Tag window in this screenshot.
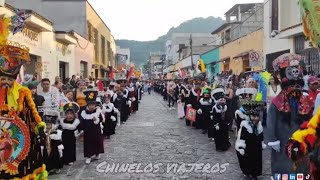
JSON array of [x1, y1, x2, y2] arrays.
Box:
[[107, 41, 111, 66], [271, 0, 279, 31], [87, 22, 92, 42], [294, 35, 305, 53], [223, 58, 230, 71], [225, 29, 231, 42], [221, 32, 225, 44], [101, 35, 106, 64], [80, 61, 88, 78], [93, 28, 98, 61]]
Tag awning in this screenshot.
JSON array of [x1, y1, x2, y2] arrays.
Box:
[[233, 50, 253, 59]]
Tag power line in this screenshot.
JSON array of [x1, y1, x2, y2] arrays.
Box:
[[207, 0, 270, 46]]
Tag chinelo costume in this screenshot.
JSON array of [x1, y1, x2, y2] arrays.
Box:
[[266, 53, 313, 175], [0, 14, 48, 179], [235, 98, 266, 180]]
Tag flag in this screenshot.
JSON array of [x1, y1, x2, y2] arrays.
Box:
[[197, 59, 206, 73], [127, 66, 134, 81]]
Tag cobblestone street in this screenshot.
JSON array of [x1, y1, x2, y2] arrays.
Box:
[[49, 93, 271, 180]]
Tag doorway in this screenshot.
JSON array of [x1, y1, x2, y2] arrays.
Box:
[[59, 61, 67, 81]]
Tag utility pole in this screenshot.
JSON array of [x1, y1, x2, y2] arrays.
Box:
[[190, 34, 194, 77], [161, 54, 165, 76]]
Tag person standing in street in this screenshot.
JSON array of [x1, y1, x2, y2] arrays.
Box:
[[167, 81, 176, 110]]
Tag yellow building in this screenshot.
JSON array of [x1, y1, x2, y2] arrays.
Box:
[[219, 28, 264, 75], [86, 1, 114, 79]]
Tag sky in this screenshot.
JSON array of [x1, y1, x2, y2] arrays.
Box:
[[88, 0, 263, 41]]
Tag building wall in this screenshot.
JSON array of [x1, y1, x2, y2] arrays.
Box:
[[86, 1, 112, 78], [219, 29, 264, 75], [279, 0, 301, 31], [74, 33, 94, 78], [6, 0, 87, 37]]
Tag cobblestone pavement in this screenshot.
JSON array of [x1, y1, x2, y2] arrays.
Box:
[[49, 93, 271, 180]]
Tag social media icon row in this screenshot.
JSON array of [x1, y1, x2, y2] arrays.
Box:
[[274, 173, 311, 180]]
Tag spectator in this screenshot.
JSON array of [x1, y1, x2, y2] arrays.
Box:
[[70, 75, 77, 88], [37, 78, 61, 107]]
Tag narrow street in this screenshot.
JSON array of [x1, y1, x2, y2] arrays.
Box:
[[49, 93, 271, 180]]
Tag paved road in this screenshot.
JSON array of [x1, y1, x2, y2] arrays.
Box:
[[49, 93, 271, 180]]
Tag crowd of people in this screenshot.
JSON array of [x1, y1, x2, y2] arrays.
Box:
[[152, 53, 320, 180], [21, 75, 145, 174]]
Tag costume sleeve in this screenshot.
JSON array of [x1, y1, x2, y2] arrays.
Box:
[[266, 103, 278, 143]]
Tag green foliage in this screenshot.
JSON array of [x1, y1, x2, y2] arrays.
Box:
[[116, 16, 224, 67]]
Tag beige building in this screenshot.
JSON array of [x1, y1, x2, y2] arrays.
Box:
[[219, 28, 264, 75], [86, 1, 114, 79]]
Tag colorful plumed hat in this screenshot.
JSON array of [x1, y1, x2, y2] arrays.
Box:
[[83, 88, 98, 104], [193, 73, 205, 85], [211, 88, 225, 103], [63, 102, 80, 113], [240, 93, 264, 116], [272, 53, 305, 88]]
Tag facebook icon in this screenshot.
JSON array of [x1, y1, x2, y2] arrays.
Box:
[[274, 174, 281, 180]]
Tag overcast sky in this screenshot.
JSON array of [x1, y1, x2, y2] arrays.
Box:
[[88, 0, 263, 41]]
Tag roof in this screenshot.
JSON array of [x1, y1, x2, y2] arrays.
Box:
[[86, 1, 111, 32], [211, 22, 241, 35], [224, 3, 263, 16]]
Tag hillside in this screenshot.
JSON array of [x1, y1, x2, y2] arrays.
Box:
[[116, 16, 224, 67]]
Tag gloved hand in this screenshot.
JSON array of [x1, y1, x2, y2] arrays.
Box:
[[285, 139, 304, 161], [235, 139, 246, 155], [210, 115, 213, 120], [197, 109, 202, 114], [58, 144, 64, 158], [268, 140, 281, 152], [128, 100, 132, 107], [262, 141, 267, 150], [111, 116, 116, 122], [214, 123, 219, 130]]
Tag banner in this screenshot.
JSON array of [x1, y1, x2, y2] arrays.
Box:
[[117, 54, 127, 71], [186, 107, 196, 122]]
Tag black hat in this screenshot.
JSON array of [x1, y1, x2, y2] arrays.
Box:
[[43, 110, 60, 124], [240, 99, 264, 116], [211, 88, 225, 103], [63, 102, 80, 113], [83, 88, 98, 104]]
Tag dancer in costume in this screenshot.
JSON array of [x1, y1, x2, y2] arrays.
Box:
[[0, 14, 47, 179], [197, 88, 214, 134], [80, 88, 104, 164], [102, 93, 118, 139], [266, 53, 313, 175], [209, 88, 231, 151], [234, 88, 258, 131], [60, 102, 80, 166], [235, 98, 266, 180], [43, 110, 63, 174]]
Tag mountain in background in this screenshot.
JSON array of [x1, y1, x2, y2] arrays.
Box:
[[116, 16, 225, 67]]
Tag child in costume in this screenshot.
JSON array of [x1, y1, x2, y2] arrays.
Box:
[[80, 88, 104, 164], [60, 102, 80, 165], [43, 110, 64, 174], [235, 98, 266, 180], [102, 93, 118, 139], [197, 88, 214, 134], [209, 88, 231, 151]]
